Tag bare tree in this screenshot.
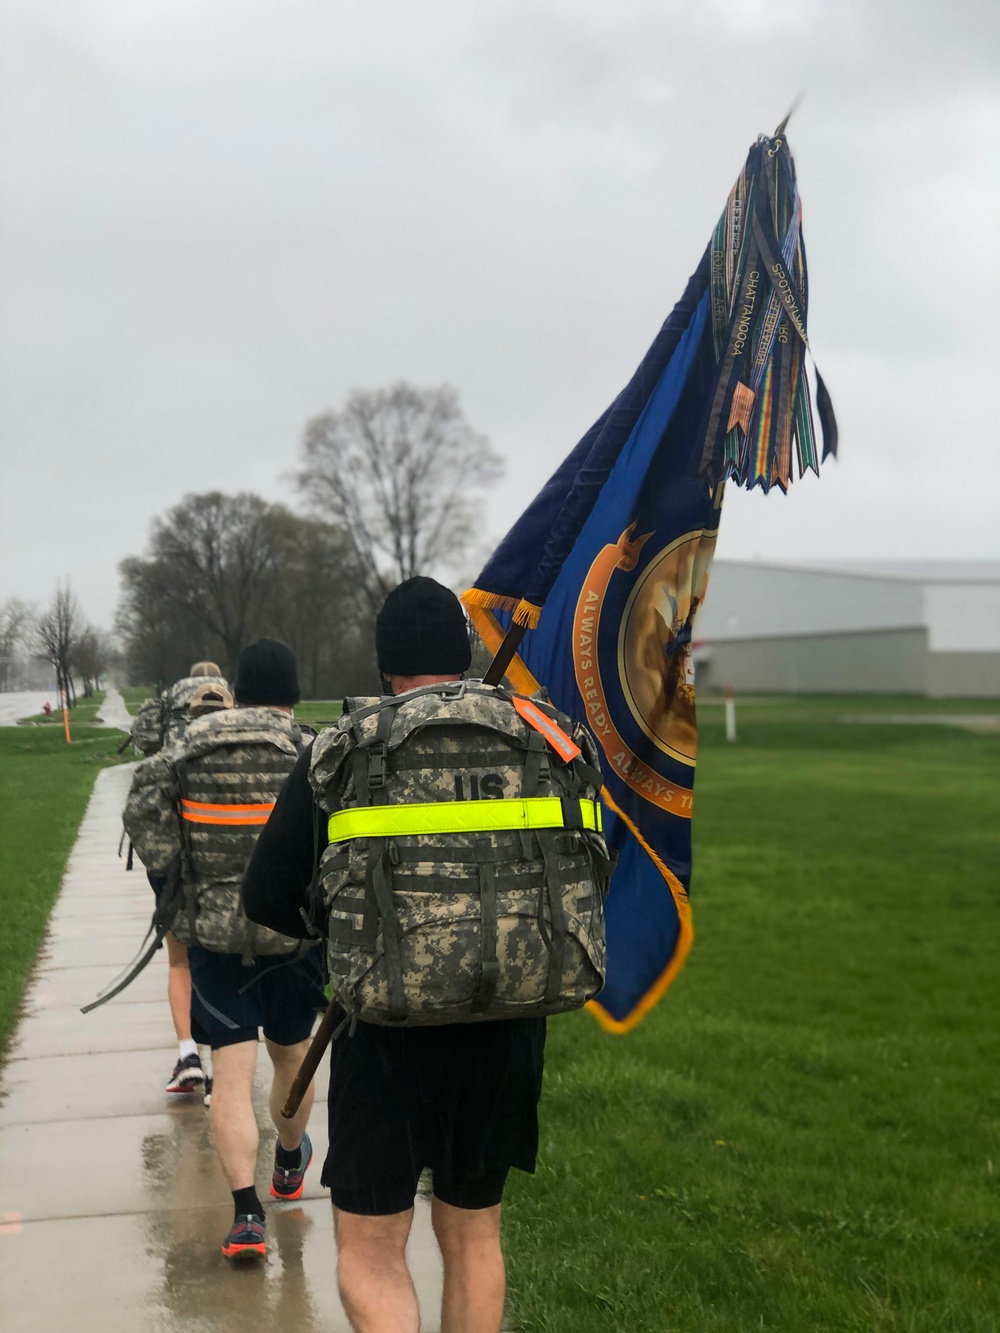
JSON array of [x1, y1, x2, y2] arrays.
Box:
[[263, 511, 375, 698], [296, 383, 504, 608], [122, 492, 284, 673], [35, 583, 82, 706], [117, 493, 374, 695], [75, 624, 114, 697], [0, 597, 34, 691]]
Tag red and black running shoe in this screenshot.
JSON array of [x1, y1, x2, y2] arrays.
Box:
[[270, 1131, 313, 1201], [222, 1214, 266, 1261]]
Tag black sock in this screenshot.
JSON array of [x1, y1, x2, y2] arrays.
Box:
[[274, 1139, 301, 1170], [232, 1186, 264, 1222]]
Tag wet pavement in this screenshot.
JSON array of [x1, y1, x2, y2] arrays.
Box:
[[0, 763, 444, 1331], [0, 691, 52, 725], [96, 682, 133, 732]]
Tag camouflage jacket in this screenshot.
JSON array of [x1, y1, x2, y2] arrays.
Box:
[[123, 706, 308, 957]]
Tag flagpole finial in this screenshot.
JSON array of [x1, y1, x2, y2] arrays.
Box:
[[773, 92, 804, 141]]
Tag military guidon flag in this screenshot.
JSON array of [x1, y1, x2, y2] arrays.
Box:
[[465, 124, 836, 1032]]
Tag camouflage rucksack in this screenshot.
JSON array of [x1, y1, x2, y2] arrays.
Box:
[[165, 707, 309, 957], [86, 708, 312, 1016], [131, 696, 168, 756], [163, 675, 229, 748], [129, 675, 229, 756], [308, 680, 614, 1026]]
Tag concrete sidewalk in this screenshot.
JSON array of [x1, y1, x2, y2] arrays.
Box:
[[0, 763, 444, 1331], [96, 683, 133, 732]]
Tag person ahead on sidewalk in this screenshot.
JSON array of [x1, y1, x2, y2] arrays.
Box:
[[131, 659, 231, 1101], [243, 579, 610, 1333], [124, 639, 326, 1262]]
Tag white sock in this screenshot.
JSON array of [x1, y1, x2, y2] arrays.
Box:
[[203, 1056, 214, 1080], [178, 1039, 198, 1061]]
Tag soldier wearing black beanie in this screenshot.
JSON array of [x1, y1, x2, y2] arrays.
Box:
[[233, 639, 301, 708], [242, 574, 546, 1323], [375, 577, 472, 679]]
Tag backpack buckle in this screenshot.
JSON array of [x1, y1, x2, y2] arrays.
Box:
[[367, 741, 388, 790], [438, 680, 467, 701], [560, 796, 584, 830]]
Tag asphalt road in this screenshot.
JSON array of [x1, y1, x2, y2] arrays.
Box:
[[0, 691, 53, 725]]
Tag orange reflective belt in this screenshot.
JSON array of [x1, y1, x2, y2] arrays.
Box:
[[179, 798, 275, 826]]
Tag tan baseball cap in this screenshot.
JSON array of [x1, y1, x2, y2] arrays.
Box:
[[190, 661, 222, 678], [188, 683, 234, 717]]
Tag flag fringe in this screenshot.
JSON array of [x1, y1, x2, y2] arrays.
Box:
[[462, 588, 521, 615], [513, 599, 542, 628], [461, 588, 543, 629]]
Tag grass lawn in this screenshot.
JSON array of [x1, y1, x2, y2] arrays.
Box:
[[120, 684, 154, 715], [0, 727, 125, 1060], [295, 699, 346, 729], [503, 710, 1000, 1331]]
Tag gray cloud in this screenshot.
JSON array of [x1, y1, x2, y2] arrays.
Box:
[[1, 0, 997, 627]]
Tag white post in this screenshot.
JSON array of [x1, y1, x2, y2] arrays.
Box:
[[724, 681, 737, 743]]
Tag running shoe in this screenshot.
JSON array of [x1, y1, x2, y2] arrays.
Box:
[[222, 1213, 266, 1261], [270, 1131, 313, 1201], [165, 1053, 204, 1094], [203, 1076, 213, 1108]]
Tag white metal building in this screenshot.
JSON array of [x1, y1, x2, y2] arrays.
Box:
[[693, 561, 1000, 697]]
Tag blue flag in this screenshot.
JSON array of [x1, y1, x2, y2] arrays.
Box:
[[463, 129, 835, 1032]]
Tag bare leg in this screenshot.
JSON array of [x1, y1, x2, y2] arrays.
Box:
[[164, 933, 192, 1042], [209, 1040, 259, 1190], [265, 1036, 314, 1152], [334, 1207, 419, 1333], [431, 1198, 505, 1333]]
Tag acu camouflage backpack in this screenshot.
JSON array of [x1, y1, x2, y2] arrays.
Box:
[[130, 675, 229, 756], [308, 680, 615, 1026], [86, 707, 310, 1015], [131, 695, 168, 756], [166, 707, 309, 958]]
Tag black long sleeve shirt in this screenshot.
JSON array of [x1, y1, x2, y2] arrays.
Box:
[[242, 742, 326, 939]]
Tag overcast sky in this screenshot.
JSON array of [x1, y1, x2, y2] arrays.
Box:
[[1, 0, 997, 629]]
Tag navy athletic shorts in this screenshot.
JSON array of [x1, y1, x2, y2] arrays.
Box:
[[188, 944, 326, 1050]]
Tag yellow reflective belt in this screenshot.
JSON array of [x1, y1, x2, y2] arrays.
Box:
[[327, 796, 602, 844]]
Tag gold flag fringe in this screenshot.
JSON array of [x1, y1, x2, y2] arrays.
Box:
[[462, 588, 543, 630]]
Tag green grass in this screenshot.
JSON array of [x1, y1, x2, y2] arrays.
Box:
[[697, 692, 1000, 717], [120, 685, 154, 716], [503, 713, 1000, 1331], [18, 689, 106, 726], [0, 727, 126, 1060], [295, 699, 347, 729]]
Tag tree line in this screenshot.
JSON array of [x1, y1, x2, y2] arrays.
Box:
[[0, 586, 113, 703], [117, 382, 503, 697]]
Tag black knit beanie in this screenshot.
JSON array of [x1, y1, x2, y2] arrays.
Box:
[[233, 639, 301, 706], [376, 578, 472, 677]]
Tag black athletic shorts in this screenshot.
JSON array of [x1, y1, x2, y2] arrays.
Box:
[[323, 1010, 545, 1215], [188, 944, 327, 1050], [330, 1166, 509, 1216]]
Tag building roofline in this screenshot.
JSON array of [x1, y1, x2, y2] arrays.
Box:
[[711, 559, 1000, 586]]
